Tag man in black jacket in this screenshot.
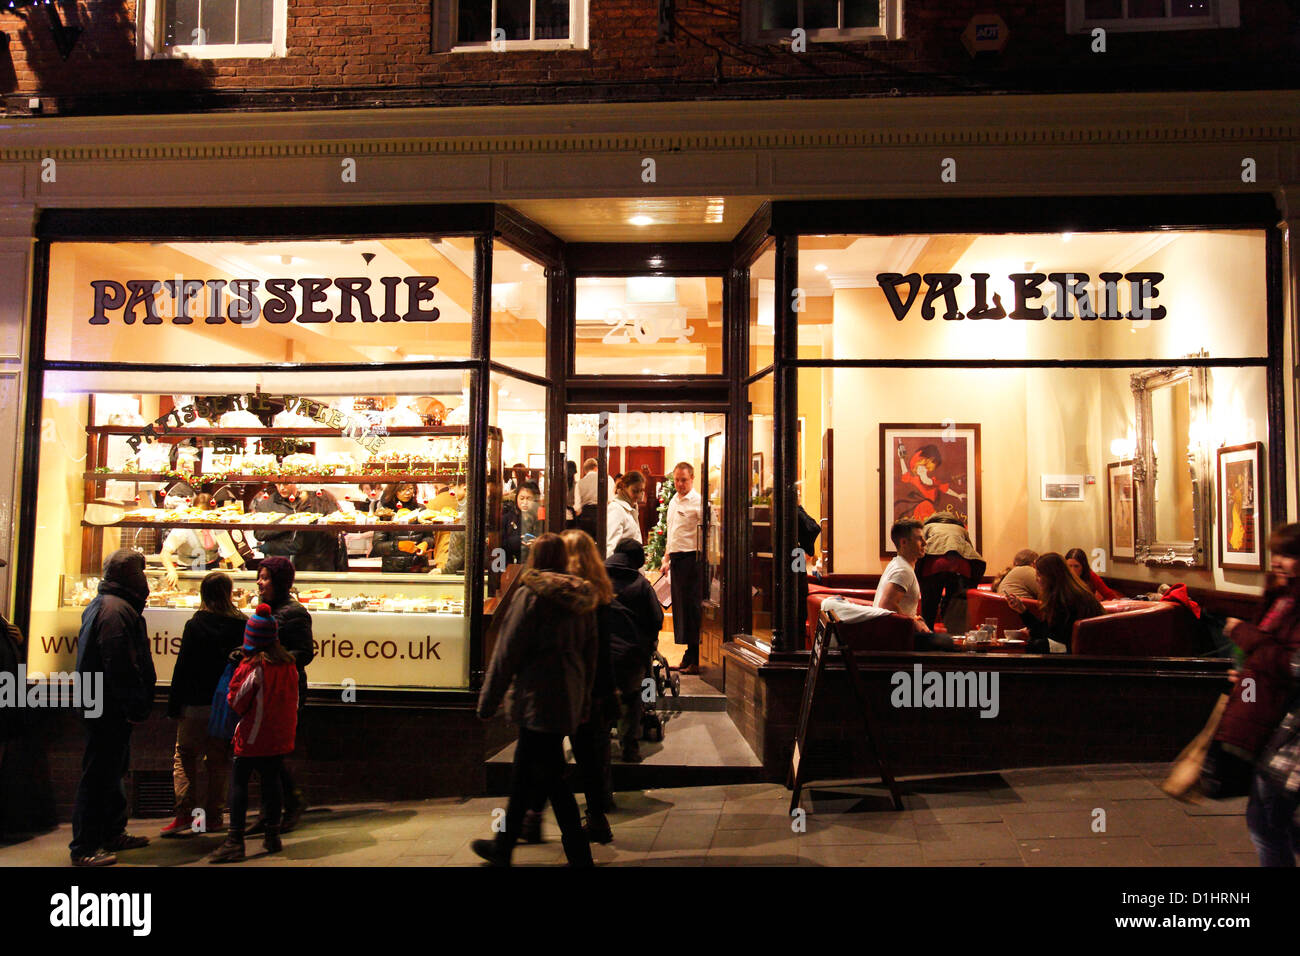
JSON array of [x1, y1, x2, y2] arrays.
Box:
[[69, 549, 157, 867], [605, 539, 664, 763], [250, 556, 313, 833]]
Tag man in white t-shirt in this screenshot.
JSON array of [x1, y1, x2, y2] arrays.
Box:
[[874, 519, 952, 651]]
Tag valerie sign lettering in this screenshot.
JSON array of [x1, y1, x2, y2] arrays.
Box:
[[876, 272, 1165, 322], [88, 276, 440, 325]]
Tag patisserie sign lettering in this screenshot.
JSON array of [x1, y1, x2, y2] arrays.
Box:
[[124, 393, 383, 453], [876, 271, 1166, 322], [88, 276, 440, 325]]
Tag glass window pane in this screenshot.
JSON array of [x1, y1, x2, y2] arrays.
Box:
[[535, 0, 570, 39], [843, 0, 880, 29], [490, 373, 548, 573], [803, 0, 838, 30], [798, 230, 1267, 363], [573, 276, 723, 376], [458, 0, 491, 42], [236, 0, 274, 43], [164, 0, 199, 46], [748, 243, 775, 375], [31, 368, 481, 690], [1172, 0, 1211, 15], [1129, 0, 1167, 17], [761, 0, 797, 31], [200, 0, 237, 45], [498, 0, 532, 40], [799, 362, 1268, 654], [1085, 0, 1123, 17], [492, 241, 548, 378], [46, 238, 478, 364]]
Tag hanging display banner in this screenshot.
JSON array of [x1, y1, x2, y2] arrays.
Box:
[[123, 392, 384, 453], [87, 276, 440, 325], [876, 271, 1165, 322]]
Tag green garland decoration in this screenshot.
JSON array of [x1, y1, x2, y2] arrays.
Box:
[[644, 479, 675, 570]]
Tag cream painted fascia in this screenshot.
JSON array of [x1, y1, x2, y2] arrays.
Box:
[[1, 90, 1298, 161]]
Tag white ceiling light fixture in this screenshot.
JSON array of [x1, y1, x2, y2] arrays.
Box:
[[629, 215, 655, 227], [814, 263, 828, 272]]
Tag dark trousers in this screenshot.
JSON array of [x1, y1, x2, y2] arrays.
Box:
[[229, 755, 285, 835], [669, 551, 702, 667], [503, 728, 585, 860], [571, 702, 614, 817], [69, 717, 132, 857], [920, 571, 972, 630], [615, 660, 646, 749], [1247, 772, 1300, 867]]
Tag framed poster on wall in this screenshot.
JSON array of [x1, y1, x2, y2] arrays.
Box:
[[1107, 460, 1136, 563], [879, 423, 981, 556], [1217, 442, 1265, 571]]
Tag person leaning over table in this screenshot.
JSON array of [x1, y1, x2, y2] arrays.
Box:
[[874, 518, 954, 652], [994, 549, 1041, 601], [1004, 552, 1105, 654]]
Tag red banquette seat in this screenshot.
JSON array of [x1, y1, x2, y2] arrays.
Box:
[[823, 607, 915, 653], [965, 589, 1040, 632], [1072, 601, 1205, 657]]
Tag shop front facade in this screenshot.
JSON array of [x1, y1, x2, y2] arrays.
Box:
[[1, 90, 1298, 817]]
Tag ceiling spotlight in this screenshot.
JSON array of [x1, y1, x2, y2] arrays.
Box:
[[521, 262, 532, 271], [629, 216, 654, 227], [814, 263, 828, 272]]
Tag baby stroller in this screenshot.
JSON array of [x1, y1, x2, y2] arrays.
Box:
[[639, 650, 679, 743]]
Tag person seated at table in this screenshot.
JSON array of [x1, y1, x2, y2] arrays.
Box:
[[1065, 547, 1122, 601], [993, 549, 1041, 601], [874, 518, 953, 652], [1005, 552, 1104, 654]]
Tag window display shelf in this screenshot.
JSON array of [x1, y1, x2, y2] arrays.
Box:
[[86, 424, 496, 438], [81, 518, 465, 533], [84, 472, 469, 483]]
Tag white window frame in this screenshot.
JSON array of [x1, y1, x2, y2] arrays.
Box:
[[743, 0, 903, 45], [138, 0, 288, 60], [445, 0, 589, 53], [1066, 0, 1239, 34]]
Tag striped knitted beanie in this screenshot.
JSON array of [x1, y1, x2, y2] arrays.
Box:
[[243, 603, 278, 652]]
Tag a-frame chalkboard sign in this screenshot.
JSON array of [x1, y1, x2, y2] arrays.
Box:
[[788, 610, 904, 814]]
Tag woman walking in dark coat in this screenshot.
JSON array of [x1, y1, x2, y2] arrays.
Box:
[[472, 533, 598, 867], [160, 572, 247, 838]]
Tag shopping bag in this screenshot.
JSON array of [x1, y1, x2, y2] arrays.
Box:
[[1161, 693, 1228, 801], [207, 660, 240, 741]]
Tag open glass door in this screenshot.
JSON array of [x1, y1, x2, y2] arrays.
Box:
[[700, 416, 726, 686]]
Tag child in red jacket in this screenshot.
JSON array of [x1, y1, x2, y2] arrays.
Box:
[[209, 604, 299, 863]]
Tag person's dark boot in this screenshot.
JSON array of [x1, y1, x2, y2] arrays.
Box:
[[209, 829, 246, 864], [281, 790, 307, 833], [263, 824, 283, 854], [245, 818, 266, 836], [470, 835, 513, 867], [561, 832, 594, 867], [583, 813, 614, 845], [520, 809, 543, 844]]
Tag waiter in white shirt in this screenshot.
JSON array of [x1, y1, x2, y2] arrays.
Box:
[[663, 462, 703, 674], [574, 457, 616, 542]]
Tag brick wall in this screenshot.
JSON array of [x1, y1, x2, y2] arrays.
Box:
[[1, 1, 1297, 115]]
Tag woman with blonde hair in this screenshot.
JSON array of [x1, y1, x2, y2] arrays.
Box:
[[551, 529, 620, 845]]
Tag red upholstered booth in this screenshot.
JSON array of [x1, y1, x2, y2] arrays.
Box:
[[965, 589, 1040, 632], [824, 608, 915, 652], [806, 594, 875, 647], [806, 574, 881, 646], [1072, 602, 1206, 657]]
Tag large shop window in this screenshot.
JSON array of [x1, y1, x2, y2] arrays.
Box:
[[792, 228, 1270, 659], [32, 239, 491, 691], [573, 276, 724, 377]]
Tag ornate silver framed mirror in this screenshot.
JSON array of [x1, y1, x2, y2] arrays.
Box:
[[1130, 362, 1212, 568]]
